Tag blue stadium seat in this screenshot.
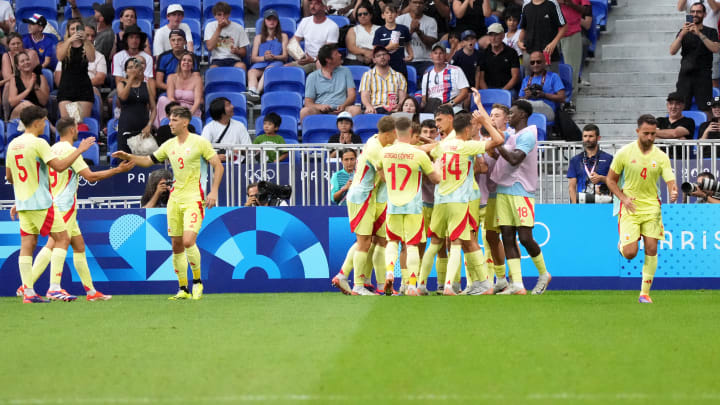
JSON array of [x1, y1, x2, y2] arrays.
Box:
[[74, 141, 100, 165], [206, 92, 247, 119], [590, 0, 608, 30], [64, 0, 96, 19], [558, 63, 573, 103], [41, 69, 54, 92], [183, 18, 203, 55], [485, 15, 500, 27], [470, 89, 512, 113], [259, 0, 302, 22], [255, 115, 299, 141], [204, 0, 245, 23], [263, 66, 305, 94], [682, 111, 707, 139], [107, 118, 119, 155], [346, 65, 370, 104], [406, 65, 417, 96], [91, 93, 102, 123], [528, 113, 547, 141], [328, 15, 350, 28], [114, 0, 154, 21], [0, 120, 5, 159], [302, 115, 338, 143], [76, 117, 99, 140], [6, 120, 50, 144], [16, 0, 57, 21], [254, 16, 297, 39], [353, 114, 384, 142], [714, 88, 720, 98], [261, 92, 303, 121], [160, 0, 202, 21], [205, 67, 247, 93], [191, 116, 203, 133]]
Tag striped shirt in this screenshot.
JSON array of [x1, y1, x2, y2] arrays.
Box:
[[421, 64, 469, 104], [359, 67, 408, 108]]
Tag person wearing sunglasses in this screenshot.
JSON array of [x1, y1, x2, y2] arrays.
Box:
[[518, 50, 565, 122], [345, 3, 380, 65]]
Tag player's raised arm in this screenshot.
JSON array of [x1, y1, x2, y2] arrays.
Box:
[[111, 151, 156, 167], [48, 137, 96, 173], [206, 154, 224, 208], [79, 160, 135, 182]]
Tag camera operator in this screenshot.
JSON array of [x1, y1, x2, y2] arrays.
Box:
[[567, 124, 614, 203], [518, 51, 565, 122], [141, 169, 174, 208], [682, 172, 720, 203], [244, 181, 290, 207]]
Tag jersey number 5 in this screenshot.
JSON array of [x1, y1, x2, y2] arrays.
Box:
[[14, 155, 28, 182], [388, 163, 412, 191]]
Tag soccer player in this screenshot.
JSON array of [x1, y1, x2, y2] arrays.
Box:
[[18, 118, 134, 301], [112, 107, 224, 300], [6, 106, 95, 303], [490, 100, 550, 295], [419, 104, 505, 296], [379, 117, 441, 296], [332, 116, 396, 296], [606, 114, 678, 304]]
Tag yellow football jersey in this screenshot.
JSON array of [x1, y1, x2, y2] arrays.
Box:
[[610, 141, 674, 214], [153, 134, 217, 203]]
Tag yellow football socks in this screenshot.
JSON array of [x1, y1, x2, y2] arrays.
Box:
[[406, 245, 420, 287], [353, 250, 369, 287], [72, 252, 95, 293], [385, 241, 399, 283], [340, 243, 356, 278], [372, 244, 386, 285], [445, 245, 463, 289], [172, 252, 188, 287], [465, 250, 485, 282], [437, 257, 448, 288], [531, 252, 548, 275], [419, 242, 442, 285], [19, 255, 34, 293], [49, 248, 67, 287], [363, 243, 375, 282], [186, 244, 202, 280], [641, 255, 658, 295], [30, 246, 52, 283], [507, 258, 523, 288], [495, 264, 507, 280]]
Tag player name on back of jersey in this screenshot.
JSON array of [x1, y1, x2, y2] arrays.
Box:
[[384, 152, 417, 160]]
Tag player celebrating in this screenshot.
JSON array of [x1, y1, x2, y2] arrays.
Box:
[[6, 106, 95, 303], [112, 107, 224, 300], [379, 117, 441, 296], [18, 118, 134, 301], [606, 114, 677, 304]]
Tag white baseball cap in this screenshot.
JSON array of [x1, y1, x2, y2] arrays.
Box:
[[167, 4, 185, 15]]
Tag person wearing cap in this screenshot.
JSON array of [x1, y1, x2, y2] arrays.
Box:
[[397, 0, 438, 76], [156, 29, 199, 92], [517, 0, 566, 72], [349, 45, 407, 115], [55, 18, 97, 120], [154, 4, 194, 57], [70, 0, 115, 68], [330, 148, 357, 205], [329, 111, 362, 143], [287, 0, 339, 74], [452, 0, 491, 48], [21, 14, 58, 70], [112, 25, 154, 83], [697, 97, 720, 157], [450, 30, 484, 93], [247, 9, 289, 101], [656, 92, 695, 141], [204, 1, 250, 69], [300, 43, 356, 120], [420, 42, 469, 114], [373, 3, 413, 79], [478, 23, 520, 96]]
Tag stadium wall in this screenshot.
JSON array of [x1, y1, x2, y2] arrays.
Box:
[[0, 205, 719, 296]]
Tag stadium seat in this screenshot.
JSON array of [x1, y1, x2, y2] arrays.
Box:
[[714, 88, 720, 98], [406, 65, 417, 96], [301, 115, 338, 143], [74, 141, 100, 165], [528, 113, 547, 141], [113, 0, 154, 21], [263, 67, 305, 94], [74, 117, 99, 141], [16, 0, 57, 21], [205, 67, 247, 93], [191, 116, 203, 132], [204, 0, 244, 23], [6, 120, 50, 144], [682, 111, 707, 139], [470, 89, 512, 113], [182, 18, 203, 55], [347, 65, 370, 104], [255, 115, 299, 141], [91, 93, 102, 124], [64, 0, 95, 19], [485, 15, 499, 27], [558, 63, 573, 103], [259, 0, 302, 21], [328, 15, 350, 28], [160, 0, 202, 21], [42, 69, 54, 93], [206, 92, 247, 120], [260, 92, 303, 121], [0, 120, 5, 159], [590, 0, 608, 30], [106, 118, 119, 154], [254, 16, 297, 39], [353, 114, 384, 142]]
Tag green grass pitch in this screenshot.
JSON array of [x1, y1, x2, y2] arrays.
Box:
[[1, 290, 719, 404]]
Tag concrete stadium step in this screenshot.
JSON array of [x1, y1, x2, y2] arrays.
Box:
[[620, 4, 679, 16], [602, 44, 678, 59], [588, 71, 678, 85], [603, 31, 679, 44], [579, 84, 676, 97], [614, 17, 684, 32], [573, 110, 666, 124], [584, 57, 681, 73], [576, 95, 666, 111]]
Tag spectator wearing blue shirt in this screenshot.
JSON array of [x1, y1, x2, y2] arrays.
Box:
[[567, 124, 614, 204], [330, 148, 357, 205], [518, 50, 565, 122], [155, 29, 199, 93], [21, 14, 58, 70], [300, 44, 357, 120], [373, 3, 413, 79]]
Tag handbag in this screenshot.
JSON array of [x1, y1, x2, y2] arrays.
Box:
[[287, 37, 306, 61], [126, 132, 159, 155]]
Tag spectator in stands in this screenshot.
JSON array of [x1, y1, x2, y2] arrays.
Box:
[[452, 0, 491, 48], [154, 5, 194, 58], [1, 33, 40, 94], [330, 148, 357, 205], [478, 23, 520, 96], [112, 25, 154, 83], [567, 124, 614, 204], [373, 4, 413, 79], [56, 18, 96, 120], [397, 0, 437, 76], [55, 24, 107, 98], [450, 30, 483, 91], [304, 0, 354, 17], [0, 0, 14, 35], [678, 0, 720, 87], [117, 8, 145, 53], [502, 6, 522, 56], [204, 1, 250, 69], [400, 95, 420, 122], [518, 0, 566, 72], [518, 50, 565, 121], [329, 111, 362, 143], [201, 97, 252, 163], [558, 0, 590, 111], [141, 169, 174, 208], [156, 51, 203, 126], [349, 45, 408, 115], [116, 57, 157, 154], [300, 44, 356, 120], [254, 112, 288, 163], [656, 92, 695, 140], [69, 0, 114, 69], [698, 97, 720, 153], [399, 0, 451, 39], [21, 14, 57, 70], [247, 9, 289, 101], [287, 0, 339, 74], [156, 30, 198, 93], [670, 2, 720, 111], [157, 101, 197, 145], [8, 51, 50, 119], [444, 31, 461, 62], [345, 3, 380, 65], [420, 42, 469, 113]]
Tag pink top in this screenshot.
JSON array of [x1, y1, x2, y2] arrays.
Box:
[[562, 0, 591, 37], [490, 126, 538, 194]]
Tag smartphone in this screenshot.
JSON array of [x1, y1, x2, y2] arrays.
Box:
[[686, 14, 694, 23], [711, 117, 720, 123]]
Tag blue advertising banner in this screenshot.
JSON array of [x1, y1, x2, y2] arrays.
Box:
[[0, 204, 719, 296]]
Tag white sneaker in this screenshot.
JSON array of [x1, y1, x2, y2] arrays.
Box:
[[468, 280, 493, 295], [351, 285, 376, 296], [531, 272, 552, 295], [493, 278, 509, 294], [397, 284, 408, 296], [417, 285, 430, 296], [579, 79, 591, 87], [496, 284, 527, 295], [452, 282, 462, 294]]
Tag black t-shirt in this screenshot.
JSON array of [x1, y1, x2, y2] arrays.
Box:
[[519, 0, 565, 61], [480, 45, 520, 89], [450, 48, 484, 88], [656, 116, 695, 139], [399, 0, 450, 36], [697, 121, 720, 157], [374, 25, 412, 78], [454, 0, 487, 37], [678, 26, 719, 74], [328, 132, 362, 143]]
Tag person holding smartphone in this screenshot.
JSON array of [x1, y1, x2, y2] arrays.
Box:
[[697, 96, 720, 157]]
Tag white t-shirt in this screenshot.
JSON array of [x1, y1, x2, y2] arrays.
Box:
[[56, 53, 107, 81], [504, 30, 522, 56], [153, 23, 194, 56], [421, 64, 469, 102], [203, 20, 250, 61], [0, 1, 14, 22], [682, 0, 720, 30], [112, 50, 154, 78], [396, 13, 437, 62], [294, 16, 339, 59]]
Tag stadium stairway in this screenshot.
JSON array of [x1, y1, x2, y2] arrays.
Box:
[[574, 0, 683, 138]]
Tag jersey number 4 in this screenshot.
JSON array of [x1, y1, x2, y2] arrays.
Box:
[[640, 167, 647, 180], [441, 154, 462, 180], [388, 163, 411, 191]]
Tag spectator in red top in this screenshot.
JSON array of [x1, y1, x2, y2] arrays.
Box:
[[558, 0, 590, 111]]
